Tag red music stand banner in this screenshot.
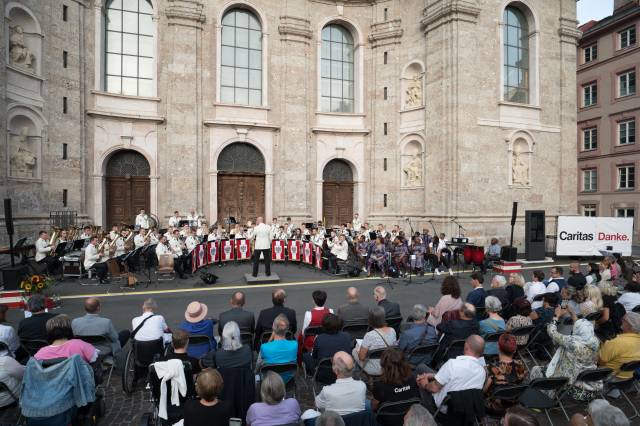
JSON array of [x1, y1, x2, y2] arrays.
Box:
[[236, 239, 252, 260], [272, 240, 285, 261], [302, 242, 313, 265], [288, 240, 300, 261], [220, 240, 235, 262], [207, 241, 219, 264], [315, 246, 323, 269]]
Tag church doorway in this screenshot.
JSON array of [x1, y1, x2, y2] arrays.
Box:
[[322, 159, 354, 227], [217, 143, 265, 225], [105, 150, 151, 227]]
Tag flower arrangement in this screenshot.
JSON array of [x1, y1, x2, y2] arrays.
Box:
[[19, 274, 54, 294]]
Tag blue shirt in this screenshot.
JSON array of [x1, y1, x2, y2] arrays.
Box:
[[466, 287, 486, 310], [398, 323, 438, 365], [479, 318, 506, 355], [487, 244, 502, 257], [260, 339, 298, 382], [180, 319, 216, 358]]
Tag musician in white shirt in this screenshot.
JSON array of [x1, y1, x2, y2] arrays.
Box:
[[250, 217, 272, 277], [135, 209, 150, 229], [352, 213, 362, 232], [109, 226, 119, 241], [35, 231, 59, 274], [185, 229, 199, 252], [114, 236, 126, 257], [168, 211, 181, 228], [134, 228, 147, 249], [186, 209, 200, 227], [79, 226, 92, 240], [149, 228, 159, 245], [327, 234, 349, 274], [156, 235, 186, 279], [84, 236, 108, 283], [311, 228, 324, 247]]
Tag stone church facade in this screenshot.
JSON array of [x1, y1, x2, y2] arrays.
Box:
[[1, 0, 580, 249]]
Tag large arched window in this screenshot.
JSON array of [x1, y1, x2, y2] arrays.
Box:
[[105, 0, 154, 97], [503, 6, 530, 104], [220, 9, 262, 106], [321, 24, 354, 113]]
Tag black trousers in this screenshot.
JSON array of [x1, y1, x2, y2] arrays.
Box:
[[252, 248, 271, 276], [92, 262, 108, 280], [38, 256, 60, 275], [174, 255, 187, 277]]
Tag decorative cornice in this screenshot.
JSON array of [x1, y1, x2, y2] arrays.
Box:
[[558, 17, 582, 45], [279, 16, 313, 44], [86, 109, 165, 123], [165, 0, 206, 28], [421, 0, 480, 35], [368, 19, 403, 48]]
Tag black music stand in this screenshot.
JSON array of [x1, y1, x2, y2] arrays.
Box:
[[72, 239, 85, 250], [140, 244, 158, 287]]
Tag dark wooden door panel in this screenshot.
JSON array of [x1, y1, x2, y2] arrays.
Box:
[[106, 177, 150, 227], [218, 174, 265, 225], [323, 182, 353, 227]]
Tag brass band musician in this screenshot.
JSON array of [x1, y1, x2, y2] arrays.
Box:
[[157, 235, 187, 279], [135, 209, 150, 229], [134, 228, 148, 249], [84, 236, 108, 283], [35, 230, 60, 274]]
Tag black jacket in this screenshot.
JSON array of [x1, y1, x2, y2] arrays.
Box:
[[378, 299, 401, 318], [218, 307, 255, 335], [255, 305, 297, 342]]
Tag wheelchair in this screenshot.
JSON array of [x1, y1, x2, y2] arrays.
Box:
[[122, 338, 165, 395]]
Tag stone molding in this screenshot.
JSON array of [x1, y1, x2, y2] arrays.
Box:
[[559, 18, 582, 45], [368, 19, 403, 48], [421, 0, 480, 34], [166, 0, 206, 28], [279, 16, 312, 44]]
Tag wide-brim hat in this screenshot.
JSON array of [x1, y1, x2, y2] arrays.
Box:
[[185, 301, 208, 323]]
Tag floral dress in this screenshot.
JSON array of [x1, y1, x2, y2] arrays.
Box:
[[367, 243, 387, 272], [410, 242, 426, 271], [485, 359, 527, 415], [506, 315, 533, 346]]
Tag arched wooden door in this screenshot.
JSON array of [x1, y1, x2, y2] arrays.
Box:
[[322, 159, 354, 227], [105, 150, 150, 227], [217, 143, 265, 225]]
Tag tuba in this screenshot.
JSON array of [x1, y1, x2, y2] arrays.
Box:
[[49, 227, 60, 246]]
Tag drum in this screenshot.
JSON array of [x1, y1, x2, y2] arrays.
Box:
[[158, 254, 174, 273], [471, 246, 485, 265], [463, 245, 473, 264]]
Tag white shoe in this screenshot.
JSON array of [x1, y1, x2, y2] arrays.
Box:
[[435, 269, 441, 276], [448, 268, 454, 276]]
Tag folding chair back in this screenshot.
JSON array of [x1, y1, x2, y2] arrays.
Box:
[[490, 384, 528, 402], [20, 339, 48, 357], [407, 343, 439, 366], [260, 330, 295, 344], [633, 305, 640, 313], [484, 331, 504, 343], [375, 398, 421, 426], [313, 357, 336, 389], [575, 367, 613, 385], [342, 322, 370, 340], [442, 339, 466, 361], [133, 338, 164, 369], [529, 377, 570, 392], [584, 311, 603, 322]]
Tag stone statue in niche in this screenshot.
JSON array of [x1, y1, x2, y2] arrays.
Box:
[[9, 26, 36, 72], [405, 74, 423, 108], [403, 154, 423, 187], [511, 143, 530, 186], [10, 127, 37, 178]]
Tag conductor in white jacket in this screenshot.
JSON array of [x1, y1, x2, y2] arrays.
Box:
[[250, 217, 272, 277]]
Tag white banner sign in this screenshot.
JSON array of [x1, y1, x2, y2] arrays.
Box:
[[556, 216, 634, 256]]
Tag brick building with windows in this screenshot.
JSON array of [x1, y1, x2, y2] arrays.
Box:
[[577, 0, 639, 242]]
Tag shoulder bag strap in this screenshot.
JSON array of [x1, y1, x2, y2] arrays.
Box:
[[131, 314, 157, 340], [373, 328, 391, 347]]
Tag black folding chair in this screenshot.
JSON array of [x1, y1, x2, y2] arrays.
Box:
[[434, 389, 485, 426], [77, 335, 116, 387], [386, 316, 403, 335], [605, 361, 640, 419], [407, 343, 439, 367], [519, 377, 570, 426], [437, 339, 466, 367], [302, 326, 323, 352], [574, 367, 612, 400], [20, 338, 48, 357], [342, 322, 370, 340], [375, 398, 421, 426], [188, 334, 213, 355], [360, 346, 398, 377], [260, 330, 295, 344], [484, 331, 504, 343], [475, 307, 488, 320], [239, 330, 254, 347], [584, 311, 603, 322], [489, 383, 528, 406], [310, 357, 335, 397], [260, 362, 298, 398], [633, 305, 640, 313]]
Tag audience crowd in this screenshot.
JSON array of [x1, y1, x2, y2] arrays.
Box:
[[0, 258, 639, 426]]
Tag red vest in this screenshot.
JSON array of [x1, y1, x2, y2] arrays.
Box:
[[303, 307, 330, 351]]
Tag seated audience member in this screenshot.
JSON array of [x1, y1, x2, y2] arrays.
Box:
[[180, 301, 216, 358], [482, 238, 502, 274], [372, 349, 420, 426], [545, 266, 566, 293], [598, 312, 640, 379], [597, 281, 625, 337], [403, 404, 437, 426], [301, 290, 333, 352], [317, 411, 346, 426], [315, 351, 366, 415], [353, 307, 397, 376], [255, 289, 297, 347], [436, 303, 479, 360], [34, 314, 97, 364], [164, 329, 201, 375], [505, 273, 526, 304], [479, 296, 506, 355], [483, 334, 526, 416], [204, 321, 252, 369], [416, 335, 487, 414], [0, 344, 24, 408], [246, 371, 300, 426], [17, 294, 56, 342], [257, 314, 298, 383], [503, 406, 540, 426], [0, 304, 20, 355], [426, 277, 463, 328], [618, 282, 640, 313], [466, 273, 486, 312], [505, 298, 533, 346], [338, 287, 369, 325], [183, 369, 232, 426], [525, 271, 546, 310], [218, 291, 255, 336], [529, 293, 557, 327], [585, 263, 601, 286], [131, 298, 170, 343], [399, 304, 437, 365], [71, 297, 129, 356], [578, 284, 602, 317], [374, 286, 401, 320], [487, 275, 509, 308], [570, 399, 629, 426], [530, 311, 601, 401], [567, 262, 587, 291], [305, 314, 353, 382], [599, 259, 613, 283]]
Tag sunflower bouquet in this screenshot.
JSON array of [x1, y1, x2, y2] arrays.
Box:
[[19, 274, 54, 294]]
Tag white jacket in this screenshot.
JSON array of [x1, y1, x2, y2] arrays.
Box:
[[251, 223, 272, 250], [153, 359, 186, 420]]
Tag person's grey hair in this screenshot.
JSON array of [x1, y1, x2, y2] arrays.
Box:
[[221, 321, 243, 351], [485, 296, 502, 313], [588, 399, 629, 426], [493, 275, 507, 287], [316, 411, 345, 426], [333, 355, 354, 377], [369, 306, 387, 329], [411, 304, 428, 321], [272, 314, 289, 337], [143, 298, 158, 311], [260, 371, 285, 405], [624, 312, 640, 334], [27, 294, 46, 312], [403, 404, 437, 426]]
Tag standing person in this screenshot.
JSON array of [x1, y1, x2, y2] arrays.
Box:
[[136, 209, 150, 229], [250, 217, 272, 277]]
